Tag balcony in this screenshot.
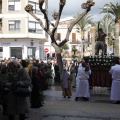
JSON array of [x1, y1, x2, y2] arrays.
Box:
[[9, 28, 20, 31], [70, 40, 81, 44]]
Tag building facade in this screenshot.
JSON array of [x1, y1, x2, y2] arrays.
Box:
[[0, 0, 48, 60], [44, 17, 93, 58]]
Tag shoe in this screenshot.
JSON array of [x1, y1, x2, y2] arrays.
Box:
[[25, 115, 29, 119], [82, 97, 89, 101], [75, 97, 78, 101], [68, 96, 71, 99], [114, 101, 120, 104], [63, 96, 66, 98]]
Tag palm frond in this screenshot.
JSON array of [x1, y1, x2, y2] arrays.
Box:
[[100, 2, 120, 19]]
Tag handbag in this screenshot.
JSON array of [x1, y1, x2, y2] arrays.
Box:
[[13, 85, 32, 97]]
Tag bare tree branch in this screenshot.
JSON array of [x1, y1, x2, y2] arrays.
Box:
[[59, 0, 95, 46], [51, 0, 66, 44], [52, 43, 61, 53], [39, 0, 50, 31], [25, 0, 95, 80], [25, 4, 51, 35]]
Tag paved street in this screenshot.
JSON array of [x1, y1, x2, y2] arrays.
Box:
[[1, 85, 120, 120]]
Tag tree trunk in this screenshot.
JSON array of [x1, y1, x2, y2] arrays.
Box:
[[52, 43, 63, 82], [114, 22, 120, 56], [56, 53, 63, 81]]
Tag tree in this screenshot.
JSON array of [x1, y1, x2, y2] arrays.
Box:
[[25, 0, 95, 82], [75, 14, 93, 55], [100, 14, 115, 46], [76, 14, 93, 38], [72, 45, 77, 55], [60, 43, 69, 57], [60, 43, 69, 52], [100, 2, 120, 56]]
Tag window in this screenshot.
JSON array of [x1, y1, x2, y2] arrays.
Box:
[[0, 47, 3, 59], [10, 47, 22, 59], [9, 20, 21, 31], [29, 1, 42, 15], [27, 47, 36, 58], [0, 47, 3, 52], [72, 33, 76, 42], [88, 31, 90, 43], [0, 19, 2, 32], [8, 0, 21, 11], [57, 33, 61, 41], [28, 21, 43, 34]]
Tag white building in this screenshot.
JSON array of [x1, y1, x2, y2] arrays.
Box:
[[0, 0, 48, 60], [44, 17, 92, 58]]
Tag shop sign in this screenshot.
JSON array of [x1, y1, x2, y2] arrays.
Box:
[[1, 42, 11, 45]]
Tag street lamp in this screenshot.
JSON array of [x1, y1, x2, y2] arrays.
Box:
[[112, 38, 115, 55], [82, 38, 85, 57]]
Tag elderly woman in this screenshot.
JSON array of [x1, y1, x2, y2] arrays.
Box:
[[4, 61, 31, 120], [62, 66, 72, 98]]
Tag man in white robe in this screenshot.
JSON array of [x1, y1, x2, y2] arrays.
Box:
[[109, 57, 120, 103], [75, 61, 91, 101]]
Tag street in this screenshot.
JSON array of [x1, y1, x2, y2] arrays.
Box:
[[1, 85, 120, 120]]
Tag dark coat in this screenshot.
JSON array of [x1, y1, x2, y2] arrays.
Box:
[[5, 67, 31, 115]]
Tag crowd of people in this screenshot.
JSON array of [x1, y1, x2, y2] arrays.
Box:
[[0, 58, 54, 120], [0, 56, 120, 120], [62, 57, 120, 104]]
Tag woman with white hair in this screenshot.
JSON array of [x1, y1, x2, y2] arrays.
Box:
[[62, 66, 72, 98]]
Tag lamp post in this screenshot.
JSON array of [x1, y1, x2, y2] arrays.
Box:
[[82, 38, 85, 57], [112, 38, 115, 55]]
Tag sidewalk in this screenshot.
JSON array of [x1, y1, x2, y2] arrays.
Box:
[[1, 85, 120, 120]]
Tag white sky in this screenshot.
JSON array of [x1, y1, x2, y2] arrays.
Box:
[[48, 0, 119, 21]]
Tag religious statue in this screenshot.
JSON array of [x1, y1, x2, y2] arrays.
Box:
[[95, 22, 107, 56]]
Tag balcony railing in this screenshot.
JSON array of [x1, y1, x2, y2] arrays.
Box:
[[9, 28, 20, 31], [28, 28, 43, 34], [70, 40, 81, 44]]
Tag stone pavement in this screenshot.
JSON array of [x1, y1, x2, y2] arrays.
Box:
[[1, 85, 120, 120]]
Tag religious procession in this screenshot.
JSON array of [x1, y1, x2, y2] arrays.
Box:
[[0, 0, 120, 120], [0, 54, 120, 120]]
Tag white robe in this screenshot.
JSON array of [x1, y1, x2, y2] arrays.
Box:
[[76, 65, 91, 98], [109, 64, 120, 101]]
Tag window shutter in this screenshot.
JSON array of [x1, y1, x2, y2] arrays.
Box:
[[57, 33, 61, 41], [72, 33, 76, 42]]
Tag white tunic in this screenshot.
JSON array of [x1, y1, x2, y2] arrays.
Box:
[[76, 65, 91, 98], [109, 64, 120, 101]]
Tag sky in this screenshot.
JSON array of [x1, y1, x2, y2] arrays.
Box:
[[48, 0, 119, 21]]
